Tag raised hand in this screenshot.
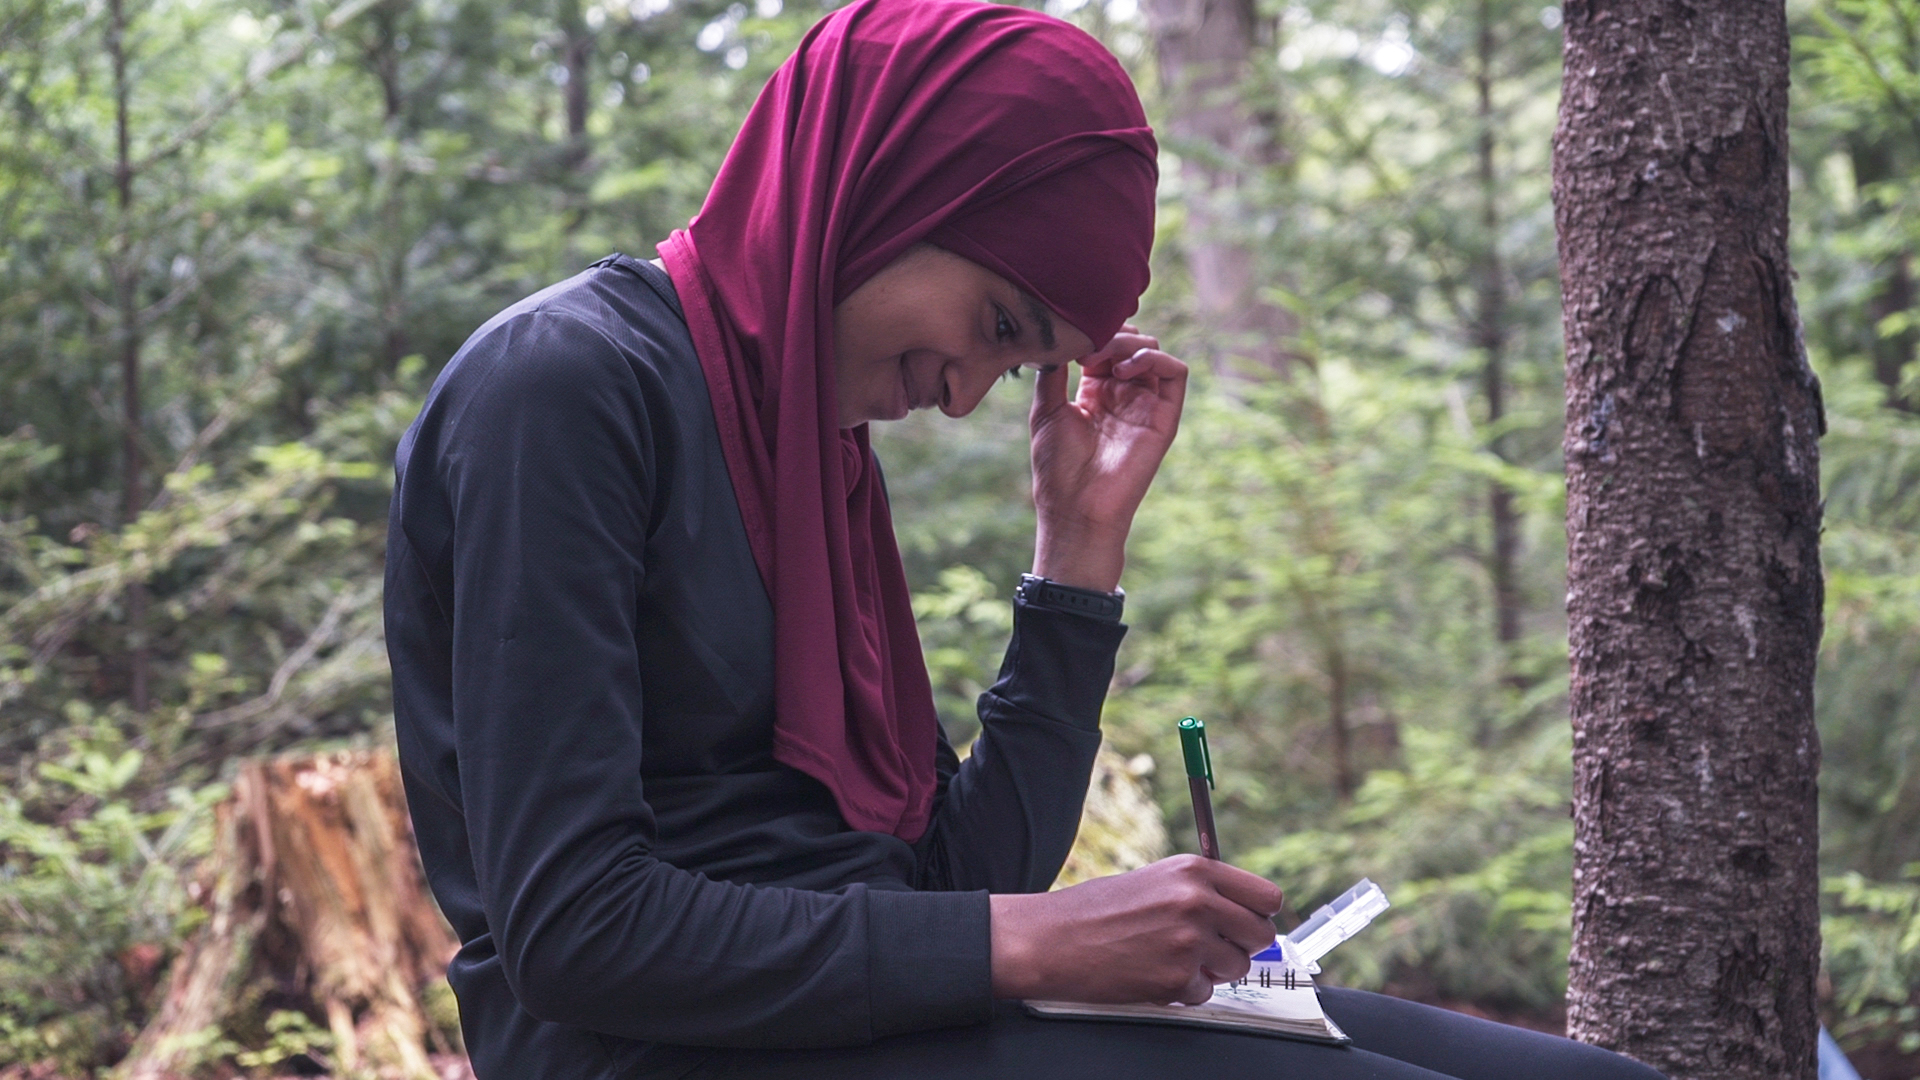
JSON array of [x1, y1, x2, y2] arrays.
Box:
[[987, 855, 1284, 1006], [1028, 327, 1189, 593]]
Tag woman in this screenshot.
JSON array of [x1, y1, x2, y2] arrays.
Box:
[[385, 1, 1666, 1077]]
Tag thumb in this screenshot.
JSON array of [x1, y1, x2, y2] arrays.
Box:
[[1030, 363, 1071, 427]]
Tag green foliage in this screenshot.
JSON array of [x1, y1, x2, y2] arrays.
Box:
[[1823, 867, 1920, 1053], [1247, 723, 1575, 1007], [232, 1009, 336, 1071], [0, 727, 224, 1073], [1812, 361, 1920, 879], [0, 425, 392, 770], [912, 564, 1016, 746]]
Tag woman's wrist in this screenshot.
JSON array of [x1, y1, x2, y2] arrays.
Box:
[[1032, 515, 1129, 593], [1031, 540, 1125, 594], [989, 893, 1046, 999]]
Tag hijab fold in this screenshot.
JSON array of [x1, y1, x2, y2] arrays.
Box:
[[659, 0, 1156, 842]]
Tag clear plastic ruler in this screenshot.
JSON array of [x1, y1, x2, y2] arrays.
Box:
[[1251, 877, 1391, 975]]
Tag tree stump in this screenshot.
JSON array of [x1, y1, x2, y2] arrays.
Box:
[[118, 750, 464, 1079]]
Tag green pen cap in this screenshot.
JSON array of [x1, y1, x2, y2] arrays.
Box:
[[1178, 717, 1213, 788]]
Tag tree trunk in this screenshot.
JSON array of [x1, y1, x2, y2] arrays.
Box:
[[363, 10, 414, 374], [108, 0, 149, 714], [1325, 634, 1354, 803], [1474, 0, 1524, 703], [1554, 3, 1825, 1078], [1847, 136, 1917, 413], [559, 0, 592, 165], [1866, 251, 1916, 410], [122, 749, 465, 1079], [1143, 0, 1298, 376]]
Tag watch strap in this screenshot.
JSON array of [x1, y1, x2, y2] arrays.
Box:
[[1015, 573, 1125, 623]]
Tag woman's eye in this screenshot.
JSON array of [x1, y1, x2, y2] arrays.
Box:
[[994, 306, 1017, 344]]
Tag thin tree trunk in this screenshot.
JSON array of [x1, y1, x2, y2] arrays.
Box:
[[1326, 636, 1354, 803], [558, 0, 595, 242], [560, 0, 592, 164], [1867, 252, 1915, 409], [1555, 2, 1825, 1078], [1474, 0, 1523, 703], [1143, 0, 1298, 376], [364, 13, 414, 372], [108, 0, 148, 713], [1848, 136, 1917, 413], [1289, 574, 1357, 804]]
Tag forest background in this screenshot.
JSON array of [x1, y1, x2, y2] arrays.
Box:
[[2, 0, 1918, 1074]]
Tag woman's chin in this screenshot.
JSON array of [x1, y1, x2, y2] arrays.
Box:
[[840, 402, 910, 427]]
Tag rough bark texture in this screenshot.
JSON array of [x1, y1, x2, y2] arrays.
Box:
[[1554, 2, 1825, 1078], [1143, 0, 1298, 376], [121, 750, 463, 1079]]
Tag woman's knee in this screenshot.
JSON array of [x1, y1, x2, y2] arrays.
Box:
[[1317, 987, 1668, 1080]]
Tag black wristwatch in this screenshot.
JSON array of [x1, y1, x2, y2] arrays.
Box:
[[1015, 573, 1125, 623]]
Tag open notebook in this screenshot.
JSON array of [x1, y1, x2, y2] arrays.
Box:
[[1024, 878, 1389, 1044]]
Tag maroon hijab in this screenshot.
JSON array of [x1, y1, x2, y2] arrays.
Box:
[[658, 0, 1156, 841]]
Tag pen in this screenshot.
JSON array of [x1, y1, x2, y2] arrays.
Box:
[[1178, 716, 1221, 860]]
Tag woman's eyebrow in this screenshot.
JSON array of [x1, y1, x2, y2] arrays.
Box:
[[1017, 290, 1056, 351]]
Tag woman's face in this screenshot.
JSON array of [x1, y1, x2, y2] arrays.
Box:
[[832, 244, 1094, 428]]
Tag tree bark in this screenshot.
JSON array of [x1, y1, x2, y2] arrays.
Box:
[[1555, 3, 1825, 1078], [1143, 0, 1298, 376]]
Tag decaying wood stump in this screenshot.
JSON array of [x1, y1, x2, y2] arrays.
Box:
[[119, 749, 463, 1079]]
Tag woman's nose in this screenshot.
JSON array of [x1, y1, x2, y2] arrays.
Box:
[[939, 359, 999, 418]]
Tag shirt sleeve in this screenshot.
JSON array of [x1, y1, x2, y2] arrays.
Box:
[[413, 308, 989, 1049], [912, 600, 1128, 893]]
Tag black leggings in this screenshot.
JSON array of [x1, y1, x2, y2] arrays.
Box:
[[644, 988, 1668, 1079]]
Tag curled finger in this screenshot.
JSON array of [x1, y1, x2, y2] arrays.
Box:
[[1201, 936, 1256, 984]]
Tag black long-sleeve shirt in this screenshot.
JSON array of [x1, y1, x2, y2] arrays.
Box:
[[385, 255, 1127, 1078]]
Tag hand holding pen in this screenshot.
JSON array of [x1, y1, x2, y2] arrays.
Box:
[[983, 715, 1285, 1005]]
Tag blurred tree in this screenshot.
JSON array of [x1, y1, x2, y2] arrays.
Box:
[[1468, 0, 1522, 691], [1555, 1, 1825, 1076], [1142, 0, 1299, 376]]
